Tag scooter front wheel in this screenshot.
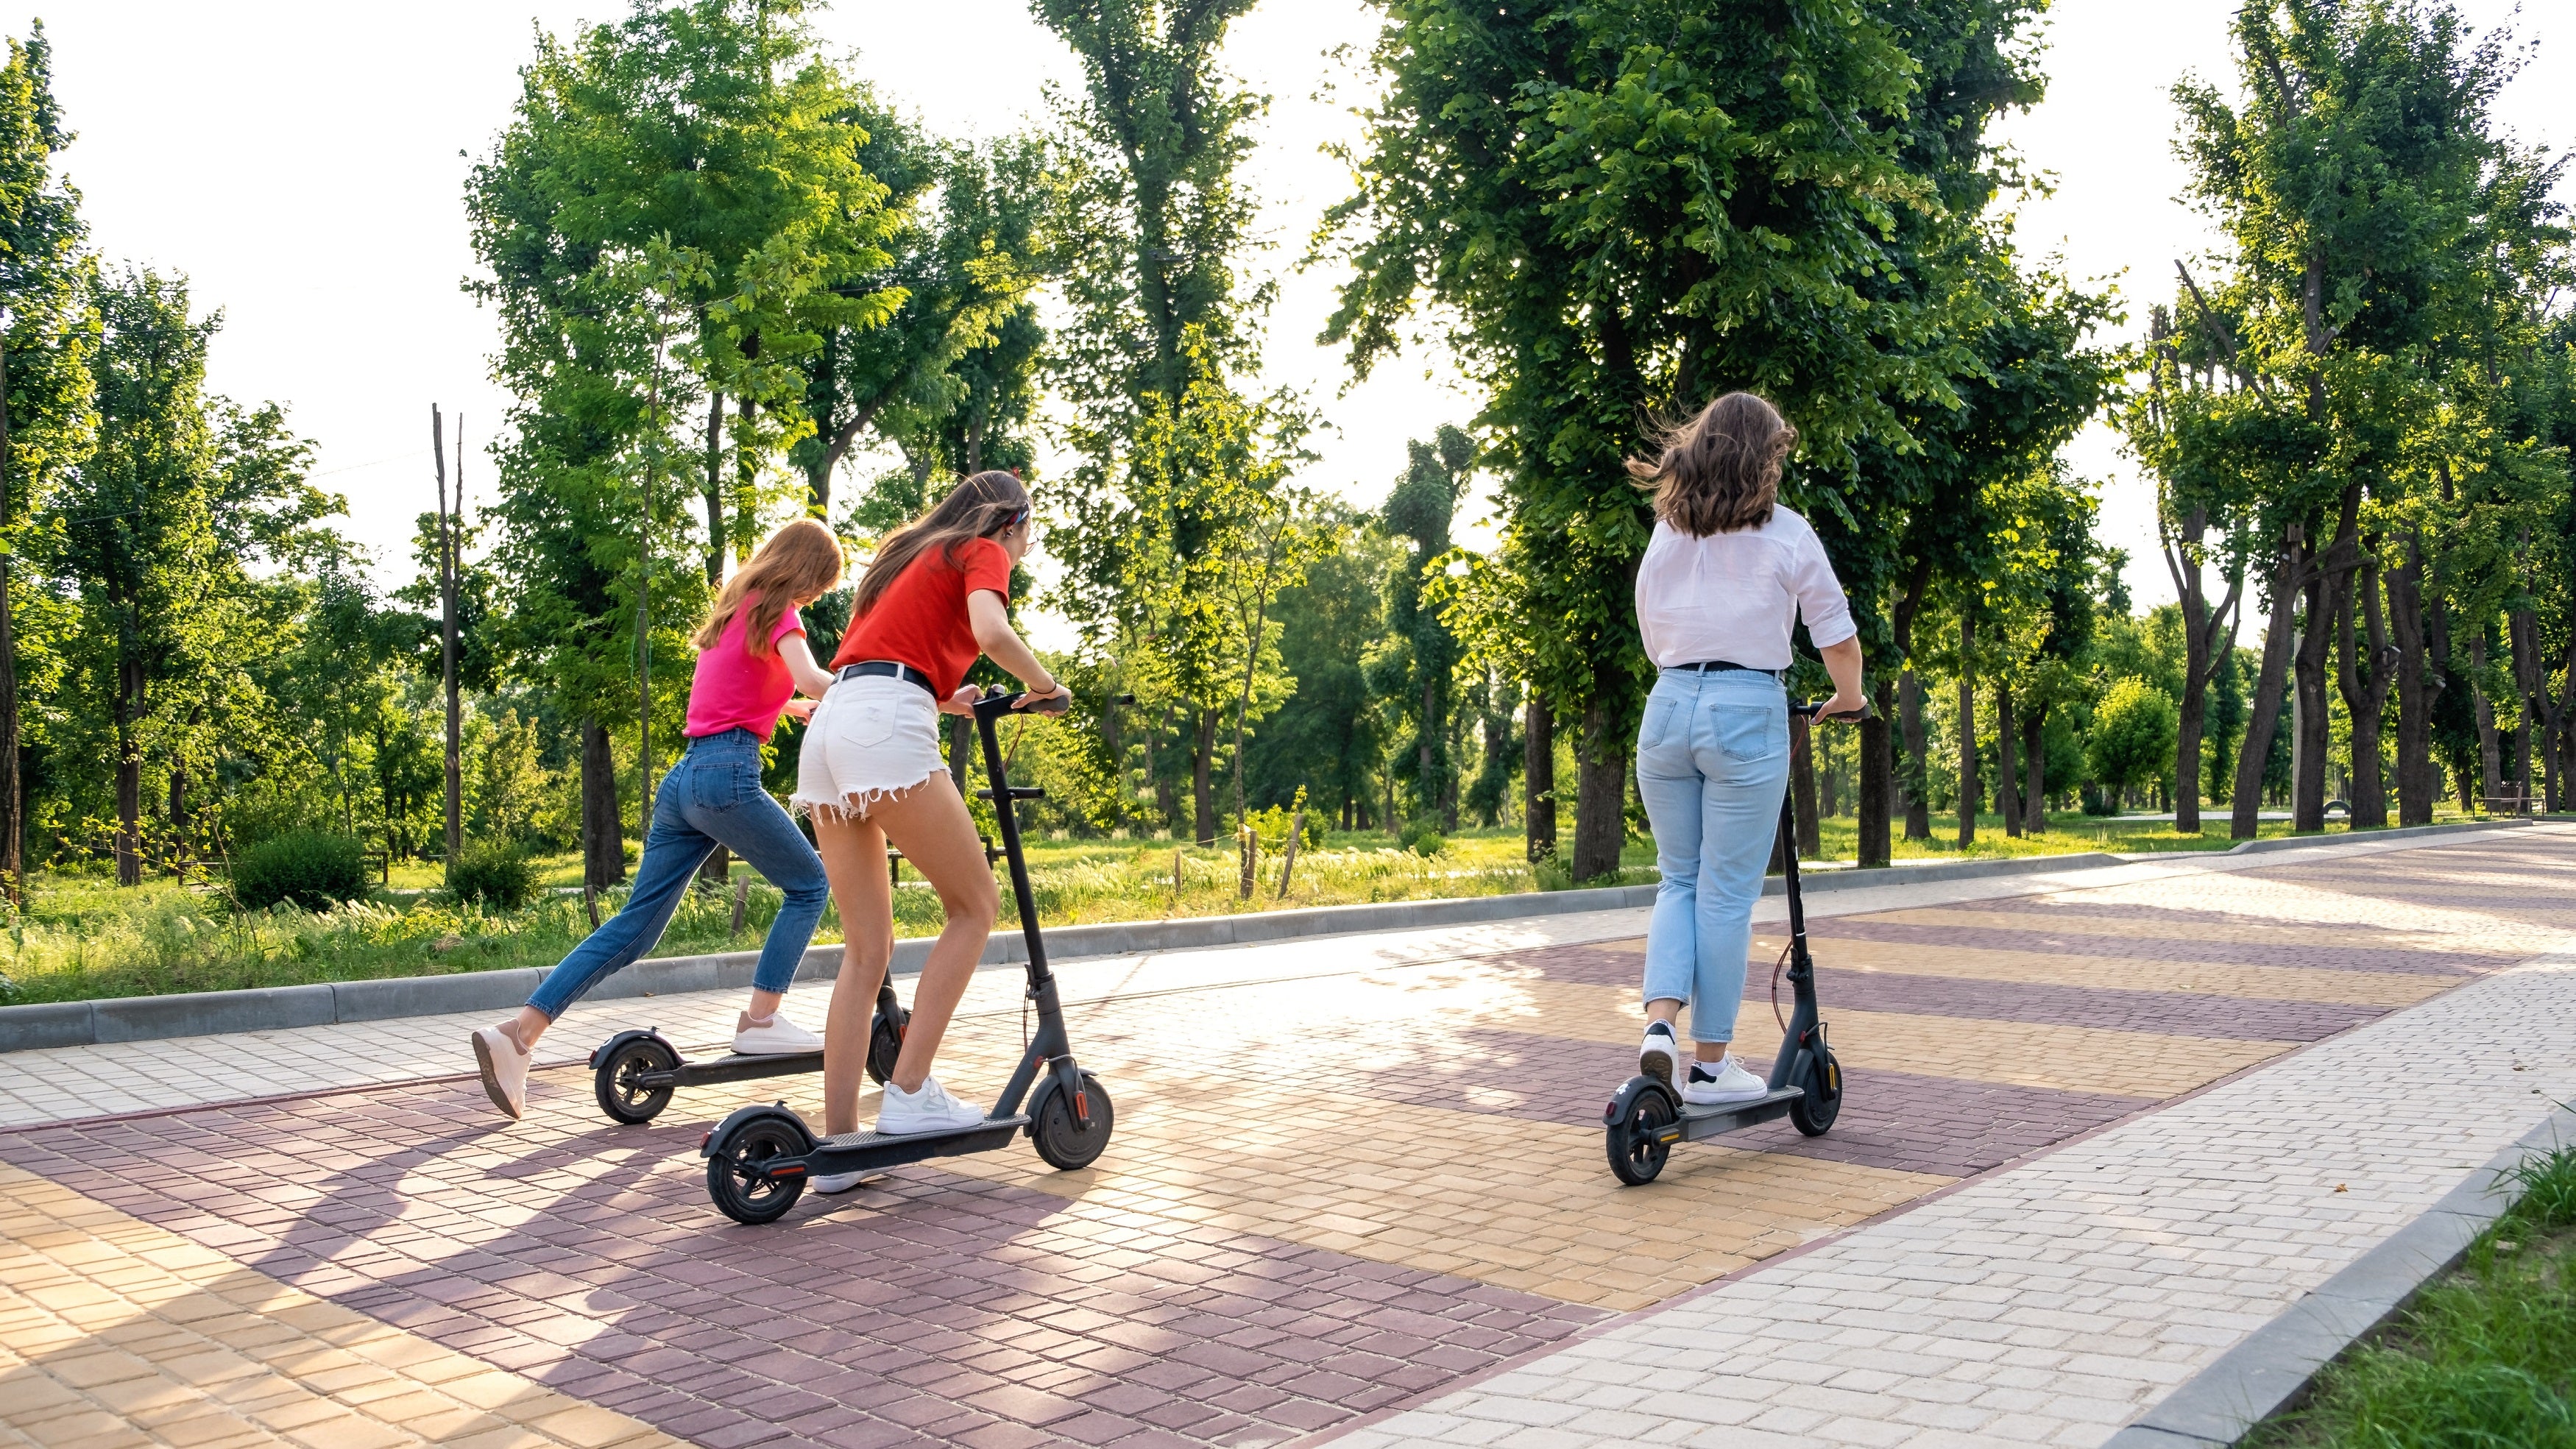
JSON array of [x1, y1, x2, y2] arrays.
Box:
[[1789, 1046, 1843, 1137], [1606, 1085, 1677, 1186], [707, 1118, 808, 1225], [594, 1035, 679, 1124], [867, 1002, 910, 1086], [1031, 1072, 1114, 1171]]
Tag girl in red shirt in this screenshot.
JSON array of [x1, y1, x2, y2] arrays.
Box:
[[795, 470, 1067, 1165]]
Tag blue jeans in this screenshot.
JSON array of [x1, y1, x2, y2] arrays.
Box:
[[526, 729, 832, 1019], [1635, 668, 1790, 1044]]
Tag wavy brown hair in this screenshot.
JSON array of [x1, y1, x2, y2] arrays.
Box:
[[849, 470, 1030, 620], [695, 518, 846, 657], [1626, 392, 1798, 536]]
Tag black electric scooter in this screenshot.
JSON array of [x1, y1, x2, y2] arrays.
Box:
[[693, 686, 1113, 1224], [1602, 701, 1851, 1185]]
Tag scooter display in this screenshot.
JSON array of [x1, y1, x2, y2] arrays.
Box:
[[1602, 701, 1850, 1185], [694, 686, 1113, 1224]]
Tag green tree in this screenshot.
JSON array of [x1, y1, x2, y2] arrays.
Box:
[[2087, 676, 2181, 806], [1380, 426, 1471, 827], [1326, 0, 2073, 879]]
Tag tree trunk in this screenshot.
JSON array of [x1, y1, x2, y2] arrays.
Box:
[[2388, 535, 2433, 826], [2474, 633, 2501, 807], [2233, 532, 2302, 840], [2161, 505, 2236, 837], [1571, 695, 1627, 882], [167, 765, 186, 875], [2512, 607, 2545, 812], [701, 389, 726, 585], [1956, 612, 1978, 847], [434, 405, 463, 872], [2335, 555, 2392, 829], [1524, 698, 1555, 862], [581, 718, 624, 889], [1899, 664, 1929, 840], [0, 340, 19, 900], [2023, 706, 2047, 834], [2293, 486, 2362, 832], [1791, 712, 1819, 858], [1998, 681, 2021, 837], [116, 656, 142, 887], [1192, 707, 1217, 846], [1858, 676, 1894, 867]]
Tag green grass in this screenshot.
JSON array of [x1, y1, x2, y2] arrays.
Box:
[[2252, 1141, 2576, 1448], [0, 806, 2488, 1006]]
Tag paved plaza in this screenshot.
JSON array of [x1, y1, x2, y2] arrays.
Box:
[[4, 827, 2574, 1449]]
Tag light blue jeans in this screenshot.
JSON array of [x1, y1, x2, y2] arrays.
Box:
[[1635, 668, 1790, 1044], [526, 729, 831, 1020]]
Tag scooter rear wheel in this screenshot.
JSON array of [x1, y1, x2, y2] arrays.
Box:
[[1031, 1072, 1114, 1170], [867, 1003, 909, 1087], [594, 1035, 679, 1124], [1607, 1088, 1676, 1186], [707, 1118, 808, 1225], [1789, 1046, 1843, 1137]]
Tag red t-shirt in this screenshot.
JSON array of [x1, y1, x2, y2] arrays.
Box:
[[832, 536, 1013, 697]]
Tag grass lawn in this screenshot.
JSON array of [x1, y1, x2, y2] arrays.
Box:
[[2251, 1143, 2576, 1448], [0, 807, 2482, 1006]]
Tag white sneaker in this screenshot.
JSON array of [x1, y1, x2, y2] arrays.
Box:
[[875, 1077, 987, 1136], [732, 1012, 824, 1056], [470, 1024, 529, 1120], [1680, 1056, 1770, 1107], [811, 1171, 880, 1194], [1639, 1022, 1680, 1087]]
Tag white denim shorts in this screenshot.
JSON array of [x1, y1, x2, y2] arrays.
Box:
[[792, 673, 946, 819]]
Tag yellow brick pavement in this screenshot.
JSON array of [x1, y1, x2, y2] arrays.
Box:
[[0, 1164, 679, 1449]]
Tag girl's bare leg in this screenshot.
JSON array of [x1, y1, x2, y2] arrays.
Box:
[[814, 812, 895, 1136], [866, 775, 998, 1091]]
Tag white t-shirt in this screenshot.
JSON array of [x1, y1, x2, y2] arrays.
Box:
[[1633, 507, 1856, 671]]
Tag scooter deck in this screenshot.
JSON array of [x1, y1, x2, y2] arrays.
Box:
[[802, 1116, 1031, 1173], [642, 1050, 823, 1090], [1672, 1087, 1805, 1141]]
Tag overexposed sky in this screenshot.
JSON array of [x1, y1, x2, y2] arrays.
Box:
[[26, 0, 2575, 633]]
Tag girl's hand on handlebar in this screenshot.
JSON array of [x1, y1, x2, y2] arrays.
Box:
[[1016, 681, 1072, 712], [1817, 690, 1867, 722], [941, 687, 980, 717]]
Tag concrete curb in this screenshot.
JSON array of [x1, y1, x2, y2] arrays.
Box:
[[0, 818, 2524, 1053], [2103, 1102, 2576, 1449]]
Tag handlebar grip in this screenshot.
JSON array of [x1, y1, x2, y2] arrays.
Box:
[[1794, 701, 1872, 722]]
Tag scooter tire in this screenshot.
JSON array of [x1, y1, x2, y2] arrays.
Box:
[[1607, 1086, 1677, 1186], [706, 1117, 809, 1225], [867, 1004, 909, 1087], [1031, 1072, 1114, 1171], [1789, 1046, 1843, 1138], [594, 1035, 679, 1124]]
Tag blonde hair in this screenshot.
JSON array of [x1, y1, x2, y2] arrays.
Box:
[[1626, 392, 1798, 536], [849, 470, 1029, 620], [694, 517, 845, 657]]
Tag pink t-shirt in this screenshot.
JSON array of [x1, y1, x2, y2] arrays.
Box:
[[684, 598, 806, 739]]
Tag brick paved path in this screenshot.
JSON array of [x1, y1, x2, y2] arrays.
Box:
[[4, 828, 2571, 1449]]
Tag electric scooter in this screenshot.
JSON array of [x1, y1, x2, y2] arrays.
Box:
[[694, 686, 1113, 1224], [1602, 700, 1852, 1185]]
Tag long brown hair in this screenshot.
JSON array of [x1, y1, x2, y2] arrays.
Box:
[[694, 517, 845, 657], [1626, 392, 1798, 536], [849, 470, 1029, 620]]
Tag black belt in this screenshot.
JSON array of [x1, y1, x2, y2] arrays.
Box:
[[838, 660, 937, 697], [1674, 659, 1786, 680]]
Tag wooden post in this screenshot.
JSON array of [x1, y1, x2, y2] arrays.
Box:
[[1236, 823, 1255, 899], [732, 875, 748, 937], [584, 881, 601, 929], [1274, 804, 1306, 899]]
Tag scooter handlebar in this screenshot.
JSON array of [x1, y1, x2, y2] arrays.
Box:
[[1794, 699, 1872, 723], [972, 686, 1072, 720]]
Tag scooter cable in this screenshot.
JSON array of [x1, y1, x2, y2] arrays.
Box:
[[1771, 938, 1794, 1032]]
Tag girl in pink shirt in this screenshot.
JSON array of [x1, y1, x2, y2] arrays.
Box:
[[471, 520, 843, 1122]]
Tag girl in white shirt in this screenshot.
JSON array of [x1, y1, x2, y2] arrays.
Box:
[[1628, 393, 1866, 1105]]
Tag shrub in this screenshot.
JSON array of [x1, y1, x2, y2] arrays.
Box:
[[1399, 817, 1446, 856], [232, 832, 369, 911], [448, 841, 536, 911]]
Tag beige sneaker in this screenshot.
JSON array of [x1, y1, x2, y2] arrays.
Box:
[[733, 1012, 824, 1056], [471, 1023, 530, 1120]]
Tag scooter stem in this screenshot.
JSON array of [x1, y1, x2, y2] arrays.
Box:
[[973, 692, 1051, 988]]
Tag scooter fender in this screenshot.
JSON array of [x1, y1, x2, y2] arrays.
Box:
[[589, 1027, 669, 1071], [1025, 1061, 1095, 1136], [699, 1102, 815, 1161], [1602, 1074, 1680, 1128]]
